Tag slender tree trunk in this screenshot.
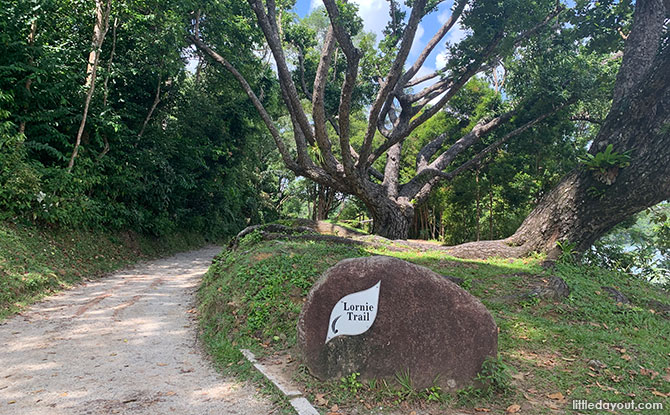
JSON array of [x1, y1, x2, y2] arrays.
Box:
[[138, 78, 161, 139], [489, 184, 494, 240], [18, 19, 38, 136], [475, 168, 481, 241], [313, 184, 333, 221], [67, 0, 111, 173], [98, 16, 118, 160]]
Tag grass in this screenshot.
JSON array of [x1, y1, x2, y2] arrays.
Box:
[[198, 232, 670, 413], [0, 220, 209, 319]]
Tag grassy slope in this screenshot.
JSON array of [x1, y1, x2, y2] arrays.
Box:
[[0, 221, 208, 318], [199, 232, 670, 414]]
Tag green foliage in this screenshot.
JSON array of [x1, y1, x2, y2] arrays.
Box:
[[477, 355, 512, 395], [578, 144, 632, 173], [0, 0, 280, 237], [585, 203, 670, 283], [0, 221, 206, 318], [556, 240, 578, 263], [199, 234, 670, 413], [340, 372, 363, 394]]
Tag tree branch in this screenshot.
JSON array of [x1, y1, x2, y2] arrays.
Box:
[[247, 0, 315, 156], [355, 0, 428, 173], [311, 26, 341, 174], [406, 101, 572, 202], [190, 34, 298, 171], [611, 0, 666, 105], [399, 0, 466, 88]]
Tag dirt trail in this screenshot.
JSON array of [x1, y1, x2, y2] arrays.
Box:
[[0, 246, 274, 414]]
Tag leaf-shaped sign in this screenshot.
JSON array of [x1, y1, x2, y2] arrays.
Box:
[[325, 281, 381, 343]]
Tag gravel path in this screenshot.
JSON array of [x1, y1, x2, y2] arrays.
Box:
[[0, 246, 275, 415]]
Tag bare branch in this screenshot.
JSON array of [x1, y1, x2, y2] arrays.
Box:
[[321, 0, 359, 60], [399, 1, 467, 88], [407, 101, 573, 202], [312, 27, 341, 173], [138, 78, 161, 139], [247, 0, 314, 149], [367, 4, 566, 169], [356, 0, 428, 173], [570, 115, 603, 125], [190, 34, 298, 171], [404, 69, 445, 88], [382, 142, 402, 198]]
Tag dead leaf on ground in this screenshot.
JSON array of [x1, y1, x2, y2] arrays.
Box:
[[475, 407, 491, 412], [506, 404, 521, 413], [547, 392, 564, 400], [652, 390, 670, 398], [620, 354, 632, 361], [640, 367, 659, 379], [314, 393, 328, 406]]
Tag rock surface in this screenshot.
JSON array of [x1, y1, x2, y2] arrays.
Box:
[[297, 256, 498, 390]]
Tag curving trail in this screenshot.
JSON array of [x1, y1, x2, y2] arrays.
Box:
[[0, 246, 274, 415]]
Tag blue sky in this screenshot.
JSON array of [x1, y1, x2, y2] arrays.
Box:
[[292, 0, 467, 86]]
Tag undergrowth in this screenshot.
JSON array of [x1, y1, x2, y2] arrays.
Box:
[[0, 220, 208, 318], [198, 235, 670, 414]]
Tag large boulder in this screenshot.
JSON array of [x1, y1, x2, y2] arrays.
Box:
[[297, 256, 497, 390]]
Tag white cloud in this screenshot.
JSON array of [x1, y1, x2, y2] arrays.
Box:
[[410, 23, 425, 57], [435, 48, 449, 69], [310, 0, 390, 41], [445, 23, 467, 46]]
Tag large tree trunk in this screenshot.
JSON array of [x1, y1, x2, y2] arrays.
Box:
[[446, 0, 670, 260], [508, 0, 670, 256], [368, 199, 414, 239]]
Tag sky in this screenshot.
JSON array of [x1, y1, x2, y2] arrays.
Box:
[[292, 0, 469, 87]]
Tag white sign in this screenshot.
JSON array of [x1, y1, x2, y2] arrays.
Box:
[[325, 281, 381, 343]]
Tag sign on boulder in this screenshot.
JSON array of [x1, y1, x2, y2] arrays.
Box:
[[297, 256, 498, 390]]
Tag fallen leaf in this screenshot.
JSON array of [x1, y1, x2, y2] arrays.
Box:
[[511, 373, 525, 381], [652, 390, 670, 398], [620, 354, 632, 361], [547, 392, 564, 400], [315, 393, 328, 406], [8, 401, 16, 404], [475, 407, 491, 412], [506, 404, 521, 413], [166, 391, 176, 396], [330, 404, 339, 412], [640, 368, 659, 379], [157, 363, 168, 367]]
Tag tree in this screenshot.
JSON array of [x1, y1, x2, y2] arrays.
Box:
[[191, 0, 580, 239], [0, 0, 280, 237], [503, 0, 670, 256]]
